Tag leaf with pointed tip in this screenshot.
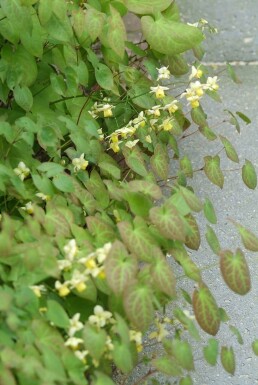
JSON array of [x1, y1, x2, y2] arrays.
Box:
[[184, 214, 200, 251], [191, 105, 207, 128], [220, 346, 235, 375], [205, 225, 221, 255], [242, 159, 257, 189], [203, 198, 217, 224], [107, 6, 126, 58], [225, 109, 240, 133], [163, 339, 194, 371], [226, 63, 241, 84], [125, 0, 172, 14], [86, 216, 116, 247], [85, 7, 105, 42], [123, 146, 148, 177], [180, 155, 193, 178], [73, 180, 96, 214], [233, 222, 258, 251], [150, 143, 169, 180], [83, 325, 107, 360], [170, 247, 201, 282], [118, 219, 157, 262], [219, 135, 239, 163], [252, 340, 258, 355], [141, 16, 204, 56], [127, 180, 162, 200], [220, 249, 251, 295], [150, 202, 186, 242], [204, 155, 224, 188], [180, 187, 202, 212], [173, 308, 200, 341], [150, 247, 176, 297], [152, 355, 182, 376], [236, 111, 251, 125], [193, 284, 220, 336], [124, 283, 154, 331], [203, 338, 219, 366], [229, 325, 243, 345], [199, 125, 217, 141], [105, 241, 137, 295], [86, 170, 110, 209]]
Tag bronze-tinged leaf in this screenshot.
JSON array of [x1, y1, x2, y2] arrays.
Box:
[[233, 221, 258, 251], [150, 247, 176, 297], [184, 214, 201, 250], [204, 155, 224, 188], [150, 202, 186, 242], [192, 283, 220, 336], [150, 143, 169, 180], [127, 180, 162, 200], [180, 186, 202, 212], [219, 249, 251, 295], [123, 283, 154, 331], [105, 241, 138, 295], [220, 346, 235, 375]]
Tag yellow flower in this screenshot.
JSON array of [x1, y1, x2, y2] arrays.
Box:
[[145, 135, 152, 143], [162, 119, 173, 131], [157, 66, 171, 81], [163, 100, 178, 114], [55, 281, 70, 297], [14, 161, 30, 181], [64, 337, 84, 350], [21, 201, 34, 215], [189, 66, 203, 80], [150, 85, 169, 99], [72, 153, 89, 172], [36, 192, 51, 201], [147, 105, 161, 117], [29, 285, 45, 298], [205, 76, 219, 91], [110, 142, 120, 153]]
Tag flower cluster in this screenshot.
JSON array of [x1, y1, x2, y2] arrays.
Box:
[[55, 240, 112, 297]]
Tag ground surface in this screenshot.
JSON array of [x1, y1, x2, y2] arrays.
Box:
[[125, 2, 258, 384]]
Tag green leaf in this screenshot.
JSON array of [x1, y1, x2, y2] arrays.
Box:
[[118, 219, 157, 262], [152, 355, 182, 376], [180, 155, 193, 178], [163, 338, 194, 371], [125, 0, 172, 14], [219, 248, 251, 295], [191, 105, 207, 128], [150, 247, 176, 297], [86, 170, 110, 209], [141, 16, 204, 55], [46, 300, 70, 329], [124, 283, 154, 331], [242, 159, 257, 189], [199, 125, 217, 141], [85, 7, 105, 42], [53, 174, 74, 193], [220, 346, 235, 375], [179, 376, 193, 385], [219, 135, 239, 163], [193, 283, 220, 336], [83, 324, 107, 360], [123, 146, 148, 177], [105, 240, 137, 295], [203, 198, 217, 224], [37, 162, 64, 178], [252, 340, 258, 355], [171, 246, 201, 282], [112, 342, 134, 373], [165, 54, 189, 76], [86, 216, 116, 246], [127, 180, 162, 200], [95, 63, 114, 90], [150, 202, 186, 242], [93, 372, 116, 385], [13, 85, 33, 111], [38, 0, 53, 25], [107, 6, 126, 58], [205, 225, 221, 255], [173, 307, 200, 341], [229, 325, 244, 344], [124, 191, 152, 218], [226, 63, 241, 84], [233, 221, 258, 251], [225, 109, 240, 133], [203, 338, 219, 366], [204, 155, 224, 188], [150, 143, 169, 180], [236, 111, 251, 125], [184, 214, 201, 251], [180, 187, 202, 212], [113, 314, 130, 345]]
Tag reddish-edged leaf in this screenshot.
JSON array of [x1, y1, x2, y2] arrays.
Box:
[[199, 125, 217, 141], [193, 283, 220, 336], [171, 246, 201, 282], [184, 214, 201, 250], [150, 202, 186, 242], [127, 180, 162, 200], [220, 346, 235, 375], [242, 159, 257, 189], [150, 247, 176, 297], [219, 135, 239, 163], [105, 241, 137, 295], [220, 248, 251, 295], [150, 143, 169, 180], [118, 218, 157, 262], [123, 283, 154, 331], [204, 155, 224, 188], [203, 338, 219, 366], [233, 221, 258, 251], [180, 186, 202, 212], [123, 146, 148, 177], [205, 225, 221, 255]]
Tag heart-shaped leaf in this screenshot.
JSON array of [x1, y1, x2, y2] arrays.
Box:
[[242, 159, 257, 189], [204, 155, 224, 188], [220, 346, 235, 375]]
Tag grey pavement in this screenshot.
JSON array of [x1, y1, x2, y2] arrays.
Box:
[[125, 2, 258, 385]]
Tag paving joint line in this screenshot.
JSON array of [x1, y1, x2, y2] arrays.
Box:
[[202, 60, 258, 66]]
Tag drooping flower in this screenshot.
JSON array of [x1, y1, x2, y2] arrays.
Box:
[[157, 66, 171, 81], [36, 192, 50, 201], [29, 285, 46, 298], [21, 201, 34, 215], [163, 100, 179, 114], [88, 305, 113, 328], [205, 76, 219, 91], [68, 313, 84, 337], [189, 65, 203, 80], [72, 153, 89, 172], [64, 239, 78, 261], [125, 139, 139, 149], [55, 281, 70, 297], [14, 161, 30, 181], [150, 85, 169, 99], [64, 337, 84, 350]]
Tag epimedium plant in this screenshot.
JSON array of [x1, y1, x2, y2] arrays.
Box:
[[0, 0, 258, 384]]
